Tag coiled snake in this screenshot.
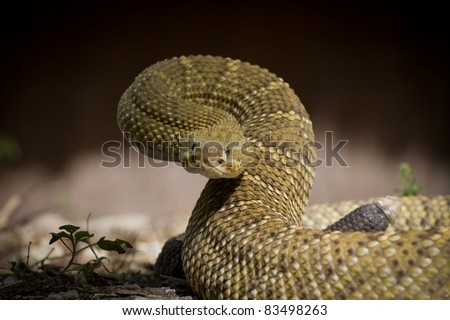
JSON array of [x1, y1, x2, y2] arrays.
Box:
[[118, 55, 449, 299]]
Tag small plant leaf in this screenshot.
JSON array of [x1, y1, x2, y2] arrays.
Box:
[[75, 230, 94, 242], [74, 263, 97, 277], [97, 237, 133, 254], [397, 162, 421, 196], [89, 257, 109, 269], [59, 224, 80, 233], [9, 260, 29, 276], [95, 256, 110, 264], [49, 231, 71, 244]]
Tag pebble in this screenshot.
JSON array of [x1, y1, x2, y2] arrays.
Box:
[[47, 289, 79, 300]]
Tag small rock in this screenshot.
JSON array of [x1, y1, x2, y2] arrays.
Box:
[[47, 292, 63, 299], [1, 275, 22, 286], [61, 289, 79, 299], [123, 283, 141, 290]]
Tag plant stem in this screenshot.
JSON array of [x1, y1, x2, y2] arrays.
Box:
[[61, 232, 77, 273], [86, 213, 111, 274], [59, 239, 73, 253], [26, 242, 32, 269]]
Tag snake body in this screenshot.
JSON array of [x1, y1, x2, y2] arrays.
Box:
[[118, 55, 450, 299]]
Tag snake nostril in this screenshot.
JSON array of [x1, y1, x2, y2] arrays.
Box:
[[217, 159, 224, 165]]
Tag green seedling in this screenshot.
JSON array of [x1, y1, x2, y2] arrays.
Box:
[[49, 224, 132, 275], [397, 162, 421, 196]]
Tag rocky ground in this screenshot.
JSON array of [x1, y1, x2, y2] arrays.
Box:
[[0, 263, 195, 300]]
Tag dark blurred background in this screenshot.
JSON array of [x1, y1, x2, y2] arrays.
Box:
[[0, 1, 449, 260], [1, 0, 449, 167]]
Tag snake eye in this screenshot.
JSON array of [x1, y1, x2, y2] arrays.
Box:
[[225, 147, 230, 156], [217, 159, 224, 165]]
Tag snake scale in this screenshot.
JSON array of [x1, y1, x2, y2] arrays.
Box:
[[117, 55, 450, 299]]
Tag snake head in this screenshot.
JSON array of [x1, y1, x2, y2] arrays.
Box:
[[180, 127, 247, 179]]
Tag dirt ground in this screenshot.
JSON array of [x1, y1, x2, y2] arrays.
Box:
[[0, 263, 195, 300]]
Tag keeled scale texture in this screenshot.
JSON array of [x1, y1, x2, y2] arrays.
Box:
[[118, 55, 450, 299]]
